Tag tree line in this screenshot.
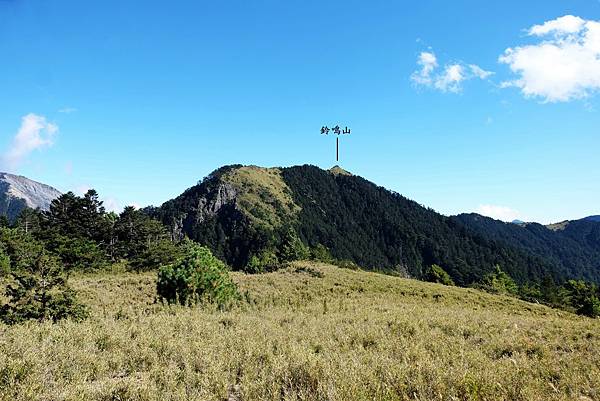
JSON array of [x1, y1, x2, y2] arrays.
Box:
[[1, 187, 598, 323]]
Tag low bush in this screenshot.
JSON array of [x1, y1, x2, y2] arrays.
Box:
[[310, 244, 332, 263], [156, 243, 239, 308], [424, 264, 455, 286], [279, 228, 310, 262], [245, 249, 279, 273], [480, 266, 518, 295], [562, 280, 600, 318]]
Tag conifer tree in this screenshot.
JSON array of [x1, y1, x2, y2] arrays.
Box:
[[0, 251, 87, 324]]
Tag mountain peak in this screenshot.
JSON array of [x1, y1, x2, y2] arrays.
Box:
[[328, 165, 352, 176], [0, 172, 62, 221]]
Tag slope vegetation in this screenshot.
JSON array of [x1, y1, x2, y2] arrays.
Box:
[[221, 165, 300, 230]]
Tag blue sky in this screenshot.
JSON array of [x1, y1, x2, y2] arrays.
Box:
[[0, 0, 599, 223]]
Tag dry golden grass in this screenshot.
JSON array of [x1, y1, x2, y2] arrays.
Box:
[[222, 166, 300, 230], [1, 262, 599, 400]]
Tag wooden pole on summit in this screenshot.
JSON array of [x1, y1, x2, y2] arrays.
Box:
[[336, 137, 339, 162]]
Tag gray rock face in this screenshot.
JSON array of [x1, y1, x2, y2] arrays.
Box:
[[0, 172, 62, 221], [168, 181, 238, 241], [195, 182, 238, 223]]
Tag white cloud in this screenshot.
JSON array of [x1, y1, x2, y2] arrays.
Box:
[[529, 15, 586, 36], [475, 204, 522, 222], [411, 50, 493, 93], [470, 64, 494, 79], [499, 15, 600, 102], [2, 113, 58, 171], [412, 51, 438, 86], [434, 64, 465, 93]]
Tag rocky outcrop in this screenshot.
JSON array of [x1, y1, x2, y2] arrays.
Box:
[[195, 182, 238, 223], [163, 181, 239, 241], [0, 173, 61, 221]]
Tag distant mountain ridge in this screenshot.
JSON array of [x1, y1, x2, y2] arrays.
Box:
[[0, 172, 62, 221], [453, 213, 600, 282]]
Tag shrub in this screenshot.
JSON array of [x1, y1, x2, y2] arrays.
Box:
[[518, 282, 544, 303], [245, 249, 279, 273], [310, 244, 332, 263], [579, 295, 600, 318], [279, 228, 310, 262], [156, 243, 239, 308], [0, 252, 88, 325], [424, 264, 455, 286], [333, 259, 360, 270], [0, 244, 10, 276], [481, 266, 518, 295], [562, 280, 600, 318], [129, 239, 181, 273]]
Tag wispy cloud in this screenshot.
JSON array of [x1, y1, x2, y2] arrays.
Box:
[[1, 113, 58, 171], [475, 204, 522, 222], [434, 64, 465, 93], [470, 64, 494, 80], [499, 15, 600, 102], [411, 51, 438, 86], [58, 107, 77, 114], [411, 50, 493, 93]]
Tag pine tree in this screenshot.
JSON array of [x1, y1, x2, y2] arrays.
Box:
[[481, 266, 519, 295], [424, 264, 455, 286], [0, 251, 87, 324], [0, 215, 9, 228], [279, 228, 309, 262]]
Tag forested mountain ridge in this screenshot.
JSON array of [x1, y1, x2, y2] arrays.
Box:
[[151, 164, 579, 286], [4, 166, 597, 286], [454, 213, 600, 282], [148, 165, 303, 269]]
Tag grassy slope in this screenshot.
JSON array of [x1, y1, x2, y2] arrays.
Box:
[[222, 166, 300, 231], [1, 263, 599, 401]]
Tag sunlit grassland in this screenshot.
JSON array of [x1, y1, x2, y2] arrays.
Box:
[[222, 166, 300, 230], [1, 262, 599, 400]]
